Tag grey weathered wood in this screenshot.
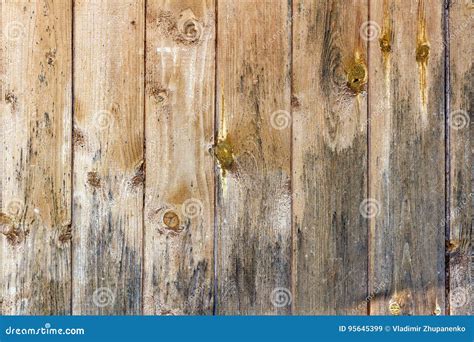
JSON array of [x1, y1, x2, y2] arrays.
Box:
[[72, 0, 144, 314], [143, 0, 215, 315], [448, 0, 473, 315], [215, 0, 292, 314], [0, 0, 72, 315], [368, 0, 446, 315], [293, 0, 368, 314]]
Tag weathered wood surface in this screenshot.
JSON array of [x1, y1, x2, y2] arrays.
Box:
[[72, 0, 144, 314], [143, 0, 215, 315], [448, 0, 473, 315], [215, 0, 292, 315], [0, 0, 472, 316], [0, 0, 72, 315], [368, 0, 446, 315], [292, 0, 368, 314]]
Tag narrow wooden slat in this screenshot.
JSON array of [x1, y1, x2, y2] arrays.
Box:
[[293, 0, 368, 314], [215, 0, 292, 314], [0, 0, 72, 314], [143, 0, 215, 315], [72, 0, 144, 314], [448, 0, 473, 315], [368, 0, 445, 315]]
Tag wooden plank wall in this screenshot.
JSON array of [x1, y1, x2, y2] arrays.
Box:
[[369, 0, 446, 315], [0, 0, 472, 316]]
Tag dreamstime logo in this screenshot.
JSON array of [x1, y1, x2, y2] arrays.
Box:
[[6, 199, 24, 216], [94, 110, 114, 130], [181, 198, 203, 219], [359, 198, 381, 218], [270, 110, 291, 130], [449, 110, 470, 130], [270, 287, 292, 308], [450, 287, 468, 308], [92, 287, 115, 308], [4, 21, 25, 41], [359, 21, 381, 41]]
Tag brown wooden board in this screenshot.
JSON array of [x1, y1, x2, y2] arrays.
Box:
[[368, 0, 446, 315], [72, 0, 144, 314], [292, 0, 369, 314], [0, 0, 72, 315], [448, 0, 473, 315], [143, 0, 215, 315], [215, 0, 292, 314]]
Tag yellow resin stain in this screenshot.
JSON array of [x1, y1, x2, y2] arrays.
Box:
[[379, 0, 393, 100], [389, 299, 402, 315], [416, 0, 430, 115], [213, 137, 234, 172], [346, 52, 367, 94]]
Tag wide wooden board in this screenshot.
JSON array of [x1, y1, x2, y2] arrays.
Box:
[[72, 0, 144, 315], [0, 0, 72, 315]]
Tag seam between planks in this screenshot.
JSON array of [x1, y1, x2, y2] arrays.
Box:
[[290, 0, 296, 316], [70, 0, 75, 316], [141, 0, 147, 317], [444, 0, 451, 316], [367, 0, 371, 317], [213, 0, 219, 316]]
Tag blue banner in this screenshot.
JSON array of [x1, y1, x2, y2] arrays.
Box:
[[0, 316, 472, 342]]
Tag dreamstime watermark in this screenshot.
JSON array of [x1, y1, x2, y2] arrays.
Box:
[[450, 287, 469, 308], [4, 322, 85, 336], [359, 21, 381, 42], [6, 199, 24, 216], [270, 110, 291, 130], [94, 110, 114, 130], [92, 287, 115, 308], [4, 21, 25, 42], [356, 281, 386, 311], [359, 198, 381, 218], [449, 110, 470, 130], [181, 198, 203, 219], [270, 287, 292, 308]]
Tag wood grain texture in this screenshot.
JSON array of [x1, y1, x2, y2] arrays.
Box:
[[368, 0, 446, 315], [143, 0, 215, 315], [0, 0, 72, 315], [72, 0, 144, 314], [0, 0, 472, 316], [448, 0, 473, 315], [215, 0, 292, 314], [292, 0, 368, 314]]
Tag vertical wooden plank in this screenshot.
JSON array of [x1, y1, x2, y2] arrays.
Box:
[[368, 0, 445, 314], [216, 0, 292, 314], [143, 0, 215, 315], [293, 0, 368, 314], [72, 0, 144, 314], [0, 0, 72, 314], [448, 0, 473, 315]]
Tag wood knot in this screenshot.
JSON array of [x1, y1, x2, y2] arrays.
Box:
[[212, 138, 234, 172], [5, 91, 18, 110], [87, 171, 101, 188], [346, 59, 367, 94], [379, 34, 391, 54], [58, 225, 72, 243], [291, 95, 301, 110], [130, 160, 145, 187], [177, 9, 203, 43], [45, 49, 56, 66], [2, 226, 27, 246], [148, 85, 169, 103], [416, 43, 430, 63], [73, 128, 85, 147], [389, 300, 401, 315], [163, 211, 180, 231]]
